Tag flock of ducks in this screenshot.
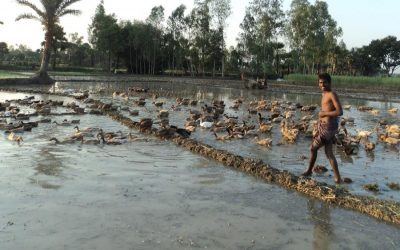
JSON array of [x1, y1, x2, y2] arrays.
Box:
[[0, 94, 148, 146], [0, 89, 399, 159], [120, 92, 400, 157]]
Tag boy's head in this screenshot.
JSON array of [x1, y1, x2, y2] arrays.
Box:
[[318, 73, 331, 91]]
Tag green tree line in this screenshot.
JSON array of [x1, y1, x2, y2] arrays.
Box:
[[1, 0, 400, 79]]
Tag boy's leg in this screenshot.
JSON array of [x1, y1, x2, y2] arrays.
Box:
[[324, 142, 342, 183], [302, 143, 320, 176]]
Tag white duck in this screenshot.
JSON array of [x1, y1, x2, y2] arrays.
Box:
[[197, 118, 214, 129]]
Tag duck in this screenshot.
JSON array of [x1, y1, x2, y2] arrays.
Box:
[[226, 126, 244, 139], [112, 91, 121, 98], [258, 113, 267, 123], [7, 132, 23, 144], [80, 133, 102, 145], [171, 126, 191, 139], [49, 137, 76, 144], [158, 109, 169, 119], [356, 129, 373, 139], [53, 119, 72, 126], [98, 133, 125, 145], [248, 108, 257, 114], [283, 110, 296, 119], [364, 141, 376, 151], [343, 104, 352, 110], [153, 101, 164, 107], [38, 118, 52, 123], [385, 124, 400, 135], [213, 131, 231, 141], [134, 99, 146, 106], [388, 108, 398, 113], [301, 114, 314, 121], [272, 116, 283, 123], [139, 118, 153, 132], [201, 104, 214, 113], [223, 114, 238, 125], [259, 122, 273, 133], [75, 125, 101, 133], [382, 134, 400, 145], [280, 121, 299, 143], [369, 109, 380, 115], [178, 98, 190, 106], [197, 118, 214, 129], [341, 143, 359, 155], [338, 136, 361, 155], [170, 104, 182, 111], [255, 137, 272, 147], [100, 130, 125, 140], [129, 109, 139, 116], [342, 116, 355, 124], [6, 126, 26, 133]]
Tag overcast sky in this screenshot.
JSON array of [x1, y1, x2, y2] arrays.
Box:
[[1, 0, 400, 51]]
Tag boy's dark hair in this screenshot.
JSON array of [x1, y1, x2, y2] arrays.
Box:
[[318, 73, 331, 84]]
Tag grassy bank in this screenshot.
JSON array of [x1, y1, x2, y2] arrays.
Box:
[[285, 74, 400, 88], [0, 68, 106, 79], [0, 70, 32, 79]]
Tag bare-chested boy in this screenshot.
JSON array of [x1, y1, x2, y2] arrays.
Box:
[[302, 73, 343, 183]]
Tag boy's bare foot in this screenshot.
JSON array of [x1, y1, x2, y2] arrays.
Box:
[[335, 178, 342, 184], [301, 171, 313, 177]]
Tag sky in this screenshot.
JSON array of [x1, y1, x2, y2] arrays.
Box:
[[1, 0, 400, 51]]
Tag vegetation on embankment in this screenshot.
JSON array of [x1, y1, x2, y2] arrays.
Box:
[[285, 74, 400, 89], [0, 70, 31, 79], [0, 68, 104, 79]]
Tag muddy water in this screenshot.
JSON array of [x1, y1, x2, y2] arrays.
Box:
[[0, 81, 399, 249]]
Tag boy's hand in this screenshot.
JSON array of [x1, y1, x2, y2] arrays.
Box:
[[319, 111, 326, 118]]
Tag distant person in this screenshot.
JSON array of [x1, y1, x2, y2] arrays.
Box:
[[302, 73, 343, 184]]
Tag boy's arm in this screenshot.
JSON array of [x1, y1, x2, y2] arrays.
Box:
[[320, 92, 343, 118]]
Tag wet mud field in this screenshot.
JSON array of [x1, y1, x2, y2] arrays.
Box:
[[0, 77, 400, 249]]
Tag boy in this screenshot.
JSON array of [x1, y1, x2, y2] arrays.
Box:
[[302, 73, 343, 183]]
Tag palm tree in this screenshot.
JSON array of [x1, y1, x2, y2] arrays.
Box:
[[15, 0, 81, 83]]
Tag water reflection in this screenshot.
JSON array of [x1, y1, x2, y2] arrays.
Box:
[[31, 145, 66, 189], [366, 151, 375, 162], [338, 150, 354, 164], [28, 178, 62, 189], [308, 200, 333, 250]]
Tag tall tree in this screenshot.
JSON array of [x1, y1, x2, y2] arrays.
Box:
[[146, 6, 164, 74], [286, 0, 310, 73], [89, 1, 122, 71], [47, 24, 67, 70], [349, 46, 380, 76], [167, 4, 187, 74], [15, 0, 81, 82], [307, 1, 342, 73], [369, 36, 400, 76], [239, 0, 285, 77], [192, 0, 212, 76], [286, 0, 342, 74], [210, 0, 231, 77], [66, 33, 92, 67], [0, 42, 9, 62]]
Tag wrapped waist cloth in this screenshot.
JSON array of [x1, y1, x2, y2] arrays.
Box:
[[313, 120, 339, 147]]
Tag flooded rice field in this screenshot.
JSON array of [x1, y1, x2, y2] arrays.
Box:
[[0, 79, 399, 249]]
